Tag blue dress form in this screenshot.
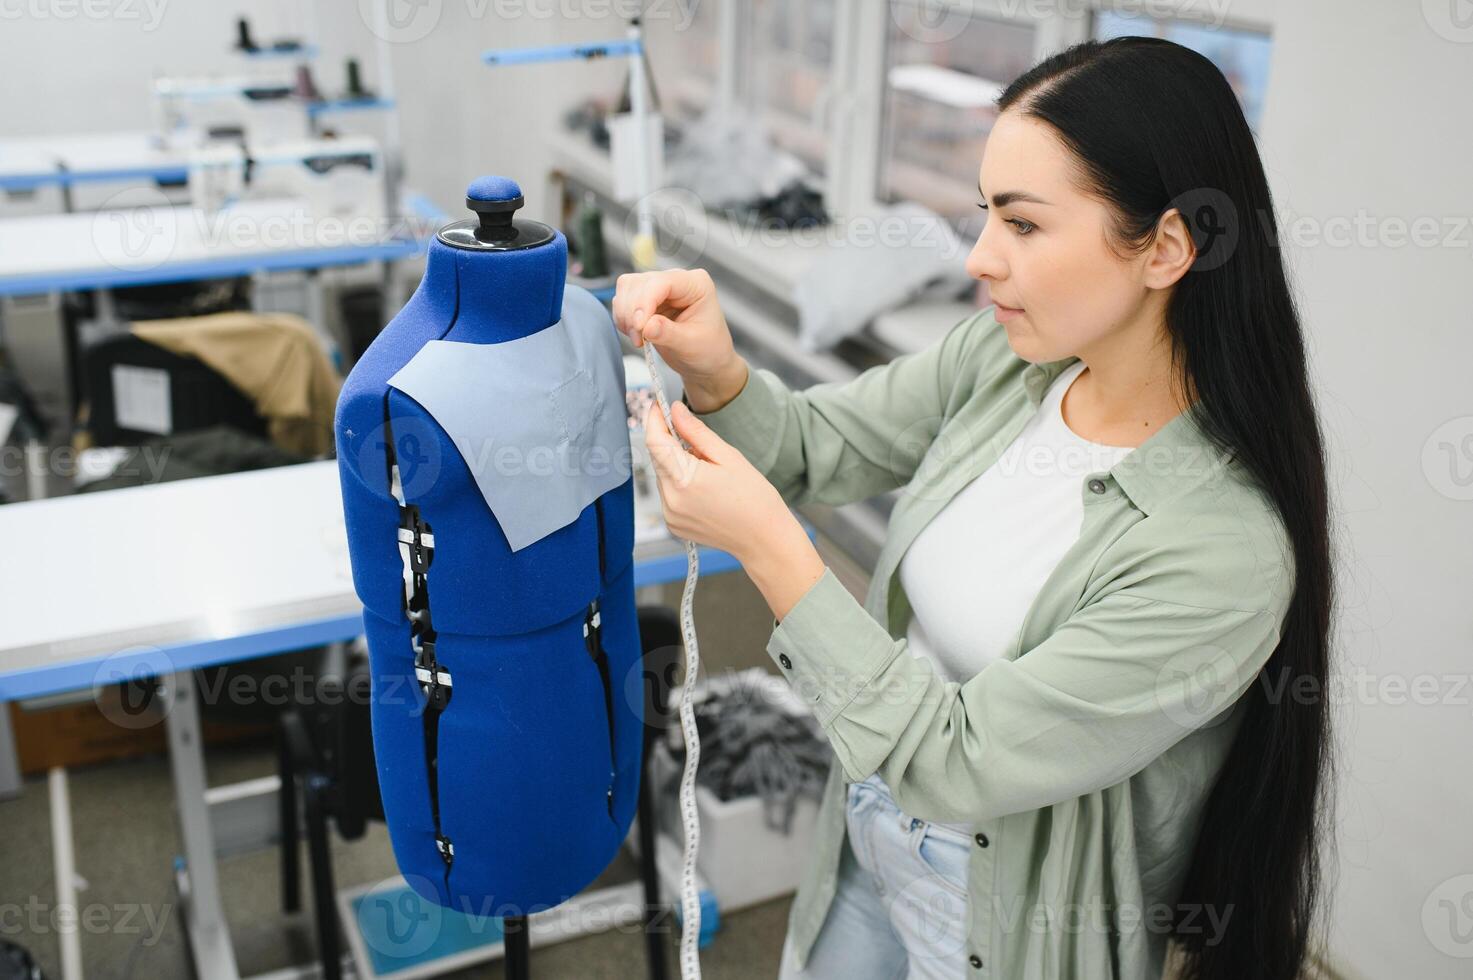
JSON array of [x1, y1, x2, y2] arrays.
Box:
[[334, 177, 642, 914]]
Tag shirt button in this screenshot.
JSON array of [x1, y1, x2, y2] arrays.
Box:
[[1088, 478, 1107, 494], [969, 954, 983, 968], [778, 653, 793, 669], [974, 832, 989, 848]]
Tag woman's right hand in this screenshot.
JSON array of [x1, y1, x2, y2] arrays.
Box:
[[611, 268, 742, 393]]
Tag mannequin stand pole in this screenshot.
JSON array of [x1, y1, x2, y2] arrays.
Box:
[[504, 916, 530, 979]]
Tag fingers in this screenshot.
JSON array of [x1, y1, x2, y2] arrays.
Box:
[[644, 401, 697, 488], [613, 271, 669, 345], [612, 268, 711, 345], [669, 400, 725, 464]]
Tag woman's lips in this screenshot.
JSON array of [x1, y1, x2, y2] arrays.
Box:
[[995, 304, 1024, 323]]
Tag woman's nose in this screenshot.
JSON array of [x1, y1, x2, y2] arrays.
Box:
[[965, 232, 1004, 282]]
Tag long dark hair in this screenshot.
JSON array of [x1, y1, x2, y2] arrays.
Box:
[[996, 37, 1335, 980]]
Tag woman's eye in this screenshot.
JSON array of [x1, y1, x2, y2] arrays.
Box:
[[976, 202, 1035, 236]]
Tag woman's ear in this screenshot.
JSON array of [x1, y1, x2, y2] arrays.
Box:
[[1145, 207, 1198, 289]]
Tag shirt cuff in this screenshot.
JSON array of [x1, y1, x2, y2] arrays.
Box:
[[682, 366, 783, 475], [764, 567, 901, 728]]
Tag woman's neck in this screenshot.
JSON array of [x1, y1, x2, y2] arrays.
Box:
[[1064, 311, 1193, 448]]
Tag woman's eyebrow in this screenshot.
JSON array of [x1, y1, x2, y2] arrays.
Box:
[[978, 182, 1053, 207]]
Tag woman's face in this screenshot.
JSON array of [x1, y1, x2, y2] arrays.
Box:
[[964, 110, 1162, 365]]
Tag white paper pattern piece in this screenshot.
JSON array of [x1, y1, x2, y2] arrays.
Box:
[[112, 364, 173, 435], [0, 403, 18, 445], [387, 287, 631, 552]]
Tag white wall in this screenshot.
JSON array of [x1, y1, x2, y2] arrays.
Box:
[[1256, 3, 1473, 978]]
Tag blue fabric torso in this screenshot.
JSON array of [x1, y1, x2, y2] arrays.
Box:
[[334, 186, 642, 914]]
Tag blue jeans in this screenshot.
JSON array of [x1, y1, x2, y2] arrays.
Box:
[[778, 775, 973, 979]]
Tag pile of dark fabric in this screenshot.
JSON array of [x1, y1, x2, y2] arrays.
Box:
[[728, 179, 829, 231], [75, 425, 307, 494], [668, 676, 832, 834]]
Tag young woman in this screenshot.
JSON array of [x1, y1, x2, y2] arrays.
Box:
[[612, 36, 1333, 980]]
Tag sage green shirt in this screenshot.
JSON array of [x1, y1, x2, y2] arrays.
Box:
[[687, 306, 1295, 979]]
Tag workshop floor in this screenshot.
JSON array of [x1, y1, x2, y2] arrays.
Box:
[[0, 558, 849, 979]]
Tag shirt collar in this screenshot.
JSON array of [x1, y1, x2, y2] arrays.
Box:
[[1020, 358, 1233, 518]]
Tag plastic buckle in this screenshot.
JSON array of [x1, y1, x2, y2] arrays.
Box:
[[414, 642, 452, 712], [398, 507, 435, 575], [582, 599, 602, 651]]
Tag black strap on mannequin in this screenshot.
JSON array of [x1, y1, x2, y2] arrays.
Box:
[[583, 598, 616, 818], [384, 412, 455, 890]]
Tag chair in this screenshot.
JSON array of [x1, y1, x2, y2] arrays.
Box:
[[279, 606, 685, 980], [79, 331, 269, 447]]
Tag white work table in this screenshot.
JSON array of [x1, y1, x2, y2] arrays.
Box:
[[0, 459, 761, 979], [0, 460, 735, 700], [0, 196, 438, 297], [0, 130, 190, 192]]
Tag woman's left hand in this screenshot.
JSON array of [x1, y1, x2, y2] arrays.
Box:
[[643, 400, 788, 562], [644, 399, 827, 622]]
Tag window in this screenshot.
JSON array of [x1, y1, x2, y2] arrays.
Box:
[[742, 0, 838, 176], [876, 2, 1038, 236], [644, 0, 724, 128], [1092, 11, 1273, 133]]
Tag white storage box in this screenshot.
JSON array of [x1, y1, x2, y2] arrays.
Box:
[[642, 667, 828, 914]]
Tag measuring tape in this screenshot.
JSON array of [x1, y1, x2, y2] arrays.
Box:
[[641, 338, 704, 980]]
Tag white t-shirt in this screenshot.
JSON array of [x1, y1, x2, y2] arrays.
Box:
[[862, 360, 1136, 834]]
